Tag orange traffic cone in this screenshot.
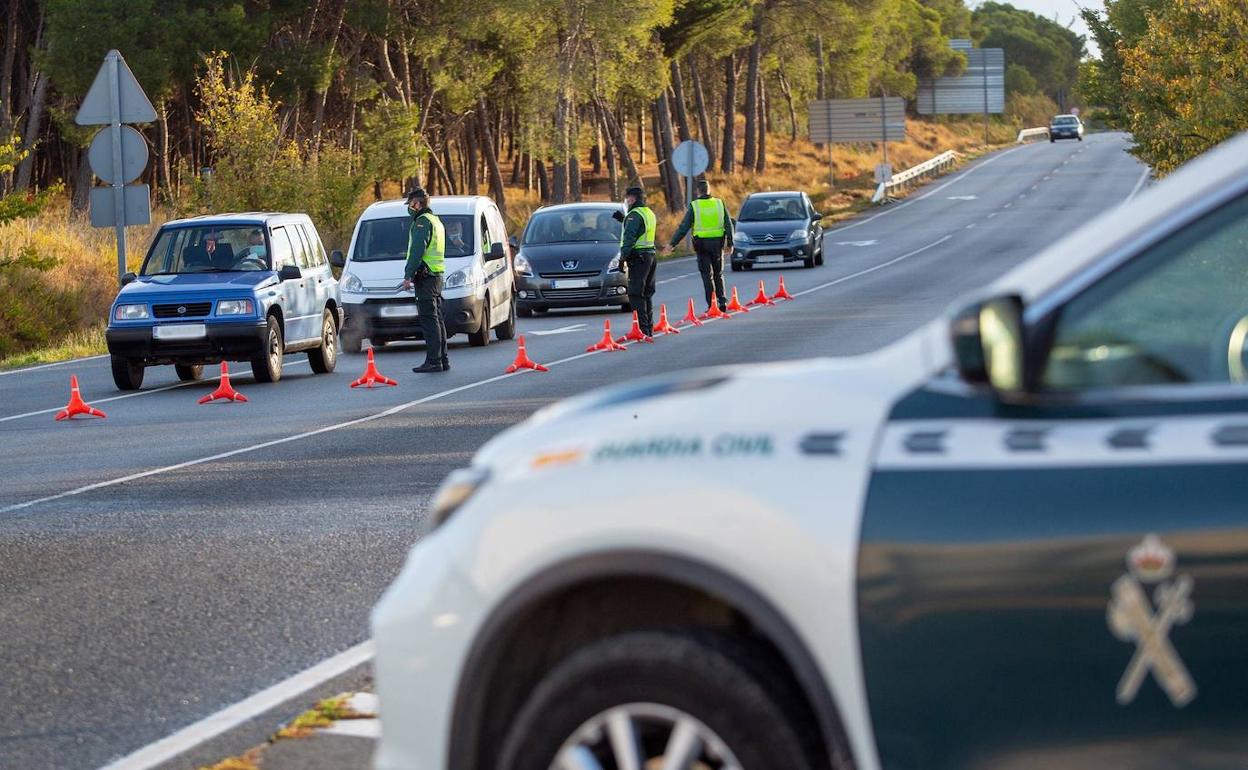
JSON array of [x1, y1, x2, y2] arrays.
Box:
[[678, 298, 704, 327], [350, 347, 398, 388], [587, 320, 628, 352], [198, 362, 248, 404], [771, 275, 795, 301], [725, 287, 751, 313], [616, 311, 655, 344], [505, 336, 549, 373], [55, 375, 107, 420], [652, 304, 681, 335], [748, 280, 776, 307], [701, 300, 730, 321]]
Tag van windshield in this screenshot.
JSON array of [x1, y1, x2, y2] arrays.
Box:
[[140, 226, 270, 275], [352, 214, 474, 261]]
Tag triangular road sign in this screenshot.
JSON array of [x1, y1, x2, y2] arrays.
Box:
[[75, 50, 157, 126]]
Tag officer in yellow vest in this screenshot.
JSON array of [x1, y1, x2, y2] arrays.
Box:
[[400, 188, 449, 373], [619, 185, 659, 336], [664, 179, 734, 313]]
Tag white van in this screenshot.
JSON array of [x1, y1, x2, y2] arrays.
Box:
[[332, 196, 516, 352]]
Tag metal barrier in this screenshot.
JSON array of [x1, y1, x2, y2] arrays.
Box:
[[871, 150, 959, 204], [1016, 126, 1049, 143]]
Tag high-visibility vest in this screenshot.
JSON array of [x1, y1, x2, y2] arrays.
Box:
[[626, 206, 657, 250], [691, 197, 726, 238], [414, 211, 446, 273]]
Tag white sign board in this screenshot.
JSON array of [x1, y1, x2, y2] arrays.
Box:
[[671, 140, 709, 177], [89, 185, 151, 227], [809, 97, 907, 144]]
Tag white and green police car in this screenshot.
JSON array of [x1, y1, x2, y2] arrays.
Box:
[[371, 132, 1248, 770]]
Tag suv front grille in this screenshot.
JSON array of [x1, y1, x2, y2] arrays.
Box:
[[153, 302, 212, 318], [539, 270, 600, 279], [750, 232, 792, 244]]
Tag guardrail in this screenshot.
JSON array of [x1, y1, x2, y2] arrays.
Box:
[[1016, 126, 1049, 143], [871, 150, 959, 204]]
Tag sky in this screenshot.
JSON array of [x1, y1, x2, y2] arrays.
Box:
[[972, 0, 1105, 56]]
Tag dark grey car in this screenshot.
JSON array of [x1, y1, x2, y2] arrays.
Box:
[[512, 202, 630, 316], [730, 191, 824, 271]]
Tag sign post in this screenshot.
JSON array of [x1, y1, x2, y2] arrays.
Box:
[[75, 50, 156, 286], [671, 140, 710, 249]]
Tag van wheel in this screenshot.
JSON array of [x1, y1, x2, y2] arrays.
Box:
[[469, 299, 491, 347], [495, 296, 517, 341], [250, 316, 283, 383], [498, 631, 819, 770], [308, 309, 338, 374], [111, 355, 145, 391], [174, 363, 203, 382]]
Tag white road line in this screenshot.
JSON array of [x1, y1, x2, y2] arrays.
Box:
[[77, 232, 955, 768], [987, 212, 998, 219], [965, 224, 975, 229], [95, 641, 375, 770], [0, 360, 310, 424], [656, 272, 696, 285], [1122, 166, 1151, 206], [827, 145, 1023, 235], [0, 354, 109, 376]]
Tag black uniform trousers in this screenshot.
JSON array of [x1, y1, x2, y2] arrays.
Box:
[[693, 236, 727, 311], [414, 272, 447, 366], [625, 249, 658, 335]]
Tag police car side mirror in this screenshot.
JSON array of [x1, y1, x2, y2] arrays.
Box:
[[487, 242, 506, 261], [329, 250, 345, 269], [120, 271, 137, 286], [951, 294, 1028, 395]]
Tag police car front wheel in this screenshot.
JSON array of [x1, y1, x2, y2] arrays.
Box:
[[497, 630, 820, 770]]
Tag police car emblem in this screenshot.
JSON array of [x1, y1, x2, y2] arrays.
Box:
[[1107, 534, 1196, 707]]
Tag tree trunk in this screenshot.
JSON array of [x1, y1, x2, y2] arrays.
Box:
[[157, 100, 173, 201], [570, 154, 582, 201], [777, 67, 797, 143], [15, 69, 47, 191], [655, 93, 683, 213], [71, 148, 91, 214], [441, 139, 459, 194], [595, 96, 640, 188], [650, 101, 667, 206], [551, 93, 569, 204], [604, 125, 619, 199], [637, 107, 646, 165], [479, 101, 506, 215], [0, 0, 18, 138], [465, 117, 480, 195], [669, 60, 692, 142], [814, 34, 826, 150], [720, 54, 737, 174], [689, 59, 715, 170], [311, 0, 348, 150], [742, 8, 763, 170], [510, 150, 522, 185], [535, 158, 550, 202], [756, 76, 768, 173]]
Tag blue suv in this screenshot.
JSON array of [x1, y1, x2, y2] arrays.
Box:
[[105, 213, 342, 390]]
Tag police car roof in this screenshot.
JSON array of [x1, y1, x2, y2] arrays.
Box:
[[160, 212, 310, 228], [361, 196, 494, 219]]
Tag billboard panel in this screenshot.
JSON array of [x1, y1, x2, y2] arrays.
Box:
[[916, 48, 1005, 115], [809, 97, 907, 143]]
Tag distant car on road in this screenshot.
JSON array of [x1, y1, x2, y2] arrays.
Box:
[[511, 202, 630, 317], [731, 191, 824, 271], [334, 196, 516, 352], [371, 132, 1248, 770], [105, 213, 341, 390], [1050, 113, 1084, 141]]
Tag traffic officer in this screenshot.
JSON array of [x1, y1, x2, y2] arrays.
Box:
[[618, 185, 659, 336], [663, 179, 733, 313], [400, 188, 449, 373]]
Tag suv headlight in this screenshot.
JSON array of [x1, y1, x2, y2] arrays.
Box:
[[607, 252, 622, 272], [430, 466, 492, 529], [514, 252, 533, 276], [216, 299, 255, 316], [789, 228, 809, 241], [444, 265, 485, 290], [733, 231, 749, 244], [113, 303, 149, 321], [341, 272, 363, 293]]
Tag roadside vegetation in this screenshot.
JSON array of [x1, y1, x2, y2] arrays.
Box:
[[1, 0, 1216, 366]]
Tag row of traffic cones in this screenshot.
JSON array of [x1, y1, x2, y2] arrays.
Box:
[[54, 361, 248, 421]]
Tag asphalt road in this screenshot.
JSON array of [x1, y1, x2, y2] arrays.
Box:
[[0, 133, 1148, 769]]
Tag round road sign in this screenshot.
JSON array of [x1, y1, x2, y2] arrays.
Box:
[[671, 140, 709, 177], [88, 125, 149, 185]]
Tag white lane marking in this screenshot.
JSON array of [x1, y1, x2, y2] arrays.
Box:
[[1018, 194, 1027, 199], [947, 195, 977, 201], [965, 224, 976, 229], [1004, 203, 1012, 209], [0, 360, 310, 424], [827, 145, 1024, 235], [1122, 166, 1151, 206], [95, 641, 375, 770], [320, 719, 381, 739], [1031, 184, 1039, 190], [987, 212, 997, 219], [834, 240, 878, 247], [656, 272, 696, 286], [528, 324, 587, 336], [792, 235, 952, 299], [0, 354, 109, 376]]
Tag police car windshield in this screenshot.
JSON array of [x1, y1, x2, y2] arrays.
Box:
[[352, 215, 474, 261], [140, 226, 270, 275], [739, 197, 805, 222], [524, 209, 623, 245]]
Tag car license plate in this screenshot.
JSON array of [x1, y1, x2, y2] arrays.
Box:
[[380, 305, 418, 318], [553, 279, 590, 289], [153, 323, 207, 340], [757, 254, 784, 264]]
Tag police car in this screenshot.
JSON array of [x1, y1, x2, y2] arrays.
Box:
[[371, 133, 1248, 770]]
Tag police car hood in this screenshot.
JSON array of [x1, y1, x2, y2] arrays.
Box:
[[473, 327, 947, 474]]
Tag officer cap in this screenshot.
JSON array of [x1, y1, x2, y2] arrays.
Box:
[[697, 179, 711, 195], [405, 187, 429, 203], [624, 186, 645, 199]]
